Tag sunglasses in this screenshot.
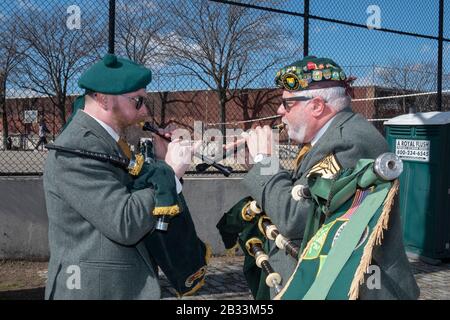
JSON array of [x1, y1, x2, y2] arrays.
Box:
[[282, 96, 311, 112], [120, 95, 145, 110]]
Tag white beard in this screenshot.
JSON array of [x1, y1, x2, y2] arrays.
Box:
[[285, 120, 308, 144]]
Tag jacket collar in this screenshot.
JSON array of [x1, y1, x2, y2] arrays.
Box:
[[295, 108, 355, 177], [72, 110, 122, 155]]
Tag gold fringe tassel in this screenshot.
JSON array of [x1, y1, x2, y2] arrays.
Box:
[[153, 205, 180, 216], [128, 154, 145, 176], [204, 242, 213, 265], [348, 179, 399, 300]]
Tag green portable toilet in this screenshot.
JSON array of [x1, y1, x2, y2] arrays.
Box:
[[385, 112, 450, 262]]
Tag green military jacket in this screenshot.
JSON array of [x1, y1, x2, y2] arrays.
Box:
[[242, 109, 420, 299], [43, 111, 160, 300]]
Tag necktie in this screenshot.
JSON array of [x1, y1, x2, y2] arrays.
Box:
[[294, 143, 312, 169], [117, 137, 132, 160]]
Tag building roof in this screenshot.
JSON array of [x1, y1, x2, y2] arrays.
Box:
[[384, 111, 450, 125]]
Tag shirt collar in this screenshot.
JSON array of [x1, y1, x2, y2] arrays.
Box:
[[82, 110, 120, 142], [310, 114, 338, 147]]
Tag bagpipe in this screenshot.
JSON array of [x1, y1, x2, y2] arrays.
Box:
[[217, 152, 403, 300], [46, 128, 211, 297], [141, 122, 233, 176], [126, 138, 211, 297], [216, 197, 300, 299]]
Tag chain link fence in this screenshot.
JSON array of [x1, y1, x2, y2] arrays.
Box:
[[1, 0, 449, 175]]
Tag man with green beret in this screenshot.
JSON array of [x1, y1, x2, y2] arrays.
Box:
[[43, 54, 194, 299], [240, 56, 419, 299]]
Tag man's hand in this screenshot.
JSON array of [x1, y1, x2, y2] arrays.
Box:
[[243, 125, 273, 162], [153, 124, 177, 160], [165, 139, 202, 178]]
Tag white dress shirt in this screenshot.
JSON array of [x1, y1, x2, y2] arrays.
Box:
[[310, 114, 338, 147]]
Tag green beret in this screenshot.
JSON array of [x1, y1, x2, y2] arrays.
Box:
[[78, 54, 152, 94], [275, 56, 347, 91]]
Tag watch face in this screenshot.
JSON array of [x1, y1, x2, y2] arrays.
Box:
[[255, 154, 270, 165], [254, 154, 263, 163]]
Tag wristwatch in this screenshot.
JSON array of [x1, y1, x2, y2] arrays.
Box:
[[254, 153, 271, 165]]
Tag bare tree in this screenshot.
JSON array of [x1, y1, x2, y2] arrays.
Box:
[[12, 8, 104, 133], [116, 1, 187, 129], [234, 89, 281, 130], [116, 1, 168, 67], [0, 20, 25, 149], [162, 0, 299, 138], [151, 91, 205, 129], [376, 60, 437, 113]]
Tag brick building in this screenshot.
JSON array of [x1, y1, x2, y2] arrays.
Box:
[[0, 86, 418, 148]]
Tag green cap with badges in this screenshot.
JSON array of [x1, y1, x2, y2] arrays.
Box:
[[78, 53, 152, 94], [275, 56, 348, 91]]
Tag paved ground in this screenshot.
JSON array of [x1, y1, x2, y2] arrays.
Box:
[[0, 255, 448, 300]]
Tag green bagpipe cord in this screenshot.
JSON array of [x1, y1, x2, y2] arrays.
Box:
[[277, 159, 398, 300], [216, 197, 271, 300]]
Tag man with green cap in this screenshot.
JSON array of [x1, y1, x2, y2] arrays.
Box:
[[43, 54, 194, 299], [238, 56, 419, 299]]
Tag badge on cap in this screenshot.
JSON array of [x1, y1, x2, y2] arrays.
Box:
[[282, 73, 300, 91], [286, 66, 297, 73], [332, 71, 340, 80], [303, 73, 312, 83], [307, 62, 317, 70], [312, 70, 323, 81], [323, 69, 332, 80], [340, 71, 346, 80], [299, 79, 309, 89]]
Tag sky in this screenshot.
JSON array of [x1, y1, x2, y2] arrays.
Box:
[[234, 0, 449, 87], [1, 0, 449, 96]]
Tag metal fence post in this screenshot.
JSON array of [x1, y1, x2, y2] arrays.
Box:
[[108, 0, 116, 54], [304, 0, 310, 57], [437, 0, 444, 111]]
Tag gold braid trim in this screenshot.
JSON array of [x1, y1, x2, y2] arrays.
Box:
[[348, 179, 399, 300], [245, 238, 263, 257], [152, 205, 180, 216], [204, 242, 213, 265], [177, 243, 212, 297], [258, 216, 272, 238], [225, 242, 240, 257], [241, 201, 255, 222], [128, 153, 145, 176], [178, 278, 206, 298]]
